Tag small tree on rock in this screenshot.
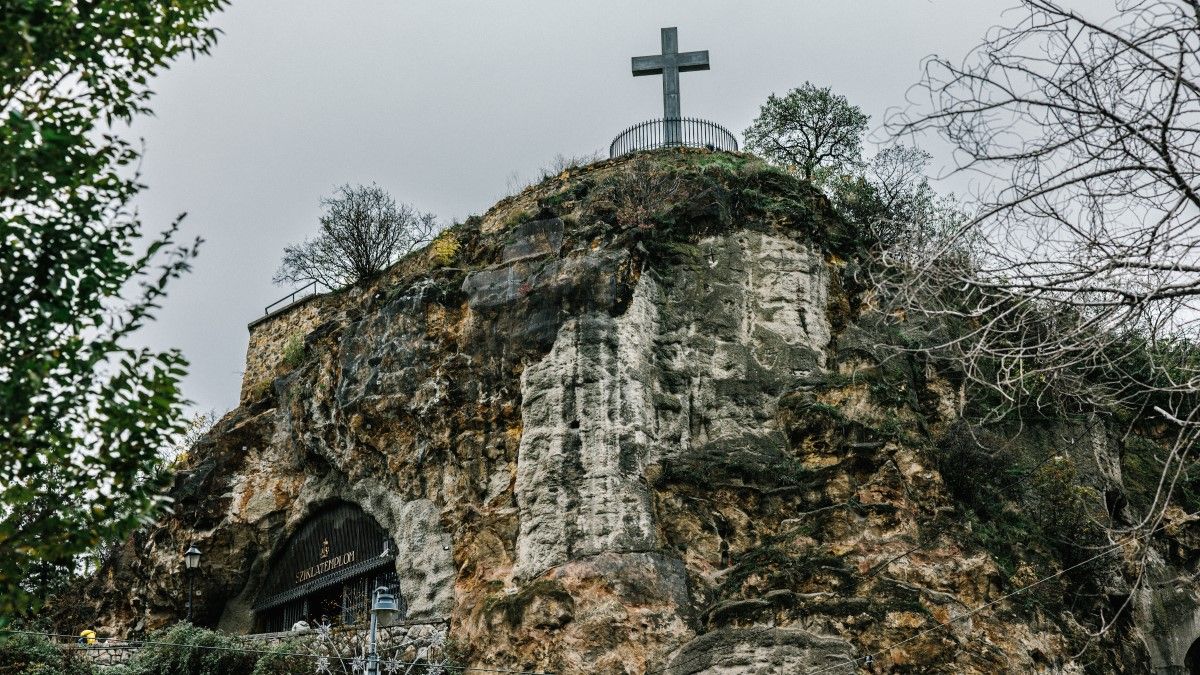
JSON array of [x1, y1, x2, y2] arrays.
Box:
[[744, 82, 869, 184], [829, 145, 965, 251], [746, 82, 954, 252], [275, 183, 437, 289]]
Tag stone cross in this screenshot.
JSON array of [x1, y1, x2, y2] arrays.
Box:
[[632, 27, 710, 145]]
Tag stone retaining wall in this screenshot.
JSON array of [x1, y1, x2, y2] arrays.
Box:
[[63, 620, 449, 669], [241, 296, 327, 403], [67, 643, 138, 667]]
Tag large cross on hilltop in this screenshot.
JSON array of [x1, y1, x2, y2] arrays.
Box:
[[632, 27, 710, 145]]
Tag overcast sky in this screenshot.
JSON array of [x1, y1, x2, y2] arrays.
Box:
[[129, 0, 1016, 415]]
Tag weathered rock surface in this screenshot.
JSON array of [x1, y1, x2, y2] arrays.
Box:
[[53, 151, 1200, 673]]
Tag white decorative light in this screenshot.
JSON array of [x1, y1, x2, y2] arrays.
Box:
[[184, 544, 201, 570]]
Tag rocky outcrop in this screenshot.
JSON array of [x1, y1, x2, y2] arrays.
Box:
[[54, 150, 1200, 673]]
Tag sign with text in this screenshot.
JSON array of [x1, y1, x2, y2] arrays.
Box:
[[257, 502, 393, 601]]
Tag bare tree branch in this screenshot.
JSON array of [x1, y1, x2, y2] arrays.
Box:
[[274, 183, 437, 289], [866, 11, 1200, 629]]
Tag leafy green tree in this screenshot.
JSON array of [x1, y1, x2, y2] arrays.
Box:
[[745, 85, 958, 251], [0, 0, 227, 616], [743, 82, 869, 184]]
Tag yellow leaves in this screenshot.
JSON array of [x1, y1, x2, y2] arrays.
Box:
[[829, 541, 855, 556], [429, 231, 460, 266]]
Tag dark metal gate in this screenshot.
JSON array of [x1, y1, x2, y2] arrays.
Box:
[[252, 502, 397, 633]]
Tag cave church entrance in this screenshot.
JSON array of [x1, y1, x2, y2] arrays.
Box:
[[252, 502, 398, 633], [1186, 635, 1200, 675]]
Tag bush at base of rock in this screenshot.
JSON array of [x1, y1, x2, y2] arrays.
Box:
[[0, 633, 94, 675], [108, 624, 255, 675], [249, 639, 313, 675]]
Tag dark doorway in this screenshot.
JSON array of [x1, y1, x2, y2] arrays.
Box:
[[309, 583, 344, 625], [1187, 637, 1200, 675]]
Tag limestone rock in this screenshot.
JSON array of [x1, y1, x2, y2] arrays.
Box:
[[51, 150, 1200, 674]]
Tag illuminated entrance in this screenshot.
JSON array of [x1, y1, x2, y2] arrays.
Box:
[[253, 502, 397, 633]]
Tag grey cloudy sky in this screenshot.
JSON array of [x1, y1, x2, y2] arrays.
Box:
[[129, 0, 1014, 415]]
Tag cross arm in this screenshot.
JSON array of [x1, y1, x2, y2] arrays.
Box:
[[675, 50, 710, 72], [632, 55, 665, 76]]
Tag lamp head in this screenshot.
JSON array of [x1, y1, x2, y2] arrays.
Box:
[[184, 544, 202, 570], [371, 586, 401, 617]]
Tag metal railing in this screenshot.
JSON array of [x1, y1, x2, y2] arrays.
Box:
[[609, 117, 739, 158], [264, 280, 328, 316]]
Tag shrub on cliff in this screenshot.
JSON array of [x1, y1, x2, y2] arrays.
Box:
[[744, 84, 962, 254], [275, 183, 438, 289]]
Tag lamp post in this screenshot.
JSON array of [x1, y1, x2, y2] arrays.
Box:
[[366, 586, 401, 675], [184, 544, 201, 622]]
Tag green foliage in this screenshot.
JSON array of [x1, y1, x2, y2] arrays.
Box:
[[0, 0, 227, 616], [281, 333, 306, 369], [743, 82, 869, 184], [582, 151, 848, 257], [932, 422, 1019, 511], [1092, 333, 1200, 423], [933, 422, 1114, 617], [1026, 457, 1095, 537], [962, 507, 1039, 578], [116, 624, 254, 675], [743, 85, 968, 256], [244, 379, 273, 403], [932, 425, 1030, 576], [538, 187, 576, 213], [0, 632, 94, 675], [828, 146, 967, 253], [500, 208, 536, 231], [1122, 435, 1200, 515], [248, 639, 310, 675]]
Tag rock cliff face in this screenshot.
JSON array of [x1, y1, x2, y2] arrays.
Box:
[[60, 151, 1200, 673]]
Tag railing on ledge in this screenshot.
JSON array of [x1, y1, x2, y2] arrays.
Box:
[[609, 117, 739, 158], [263, 280, 328, 316]]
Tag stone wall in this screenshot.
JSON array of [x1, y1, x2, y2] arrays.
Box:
[[68, 643, 138, 667], [241, 295, 328, 403], [60, 621, 450, 669]]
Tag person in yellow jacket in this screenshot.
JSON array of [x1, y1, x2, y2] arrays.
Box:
[[78, 629, 96, 645]]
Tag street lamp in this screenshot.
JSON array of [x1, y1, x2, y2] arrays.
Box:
[[184, 544, 201, 622], [366, 586, 403, 675]]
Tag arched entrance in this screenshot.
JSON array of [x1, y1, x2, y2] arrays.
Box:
[[252, 502, 397, 633], [1187, 636, 1200, 675]]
